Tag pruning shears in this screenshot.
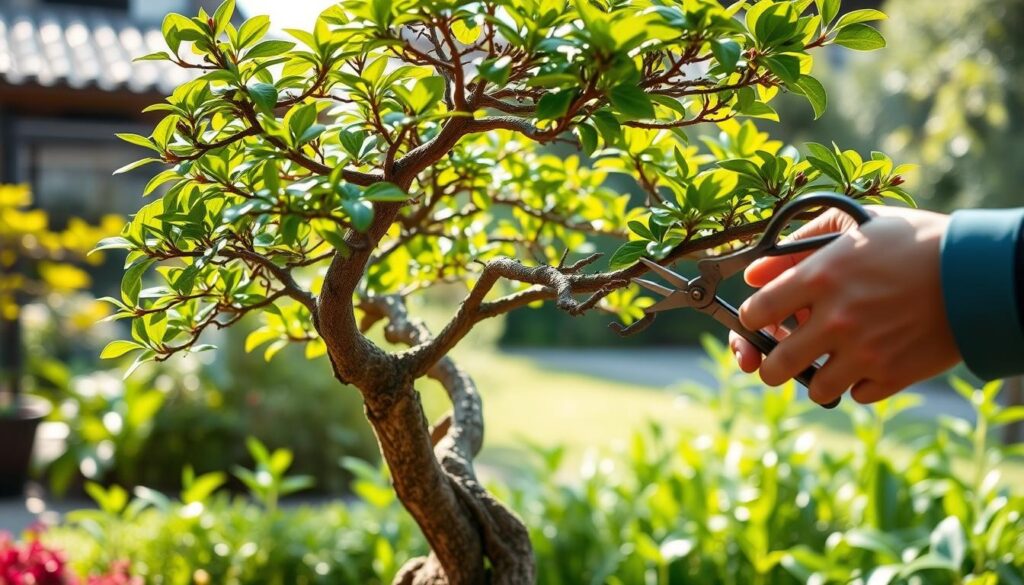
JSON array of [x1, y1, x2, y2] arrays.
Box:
[[632, 193, 872, 409]]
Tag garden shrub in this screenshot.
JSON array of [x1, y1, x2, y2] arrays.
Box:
[[41, 342, 1024, 584]]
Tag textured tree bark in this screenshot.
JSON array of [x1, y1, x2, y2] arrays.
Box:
[[360, 296, 535, 585]]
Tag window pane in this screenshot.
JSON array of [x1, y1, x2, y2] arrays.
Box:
[[24, 140, 151, 227]]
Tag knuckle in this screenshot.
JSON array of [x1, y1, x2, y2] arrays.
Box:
[[856, 345, 889, 373], [803, 265, 838, 293], [822, 311, 856, 337]]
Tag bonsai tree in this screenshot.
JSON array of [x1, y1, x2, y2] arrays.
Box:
[[103, 0, 910, 581]]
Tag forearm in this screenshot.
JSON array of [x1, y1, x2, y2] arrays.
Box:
[[940, 208, 1024, 380]]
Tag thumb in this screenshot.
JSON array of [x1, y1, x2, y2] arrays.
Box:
[[745, 207, 863, 288]]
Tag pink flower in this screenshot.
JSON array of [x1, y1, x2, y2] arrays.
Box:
[[0, 531, 72, 585]]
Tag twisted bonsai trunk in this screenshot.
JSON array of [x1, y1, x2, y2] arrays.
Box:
[[353, 296, 534, 584]]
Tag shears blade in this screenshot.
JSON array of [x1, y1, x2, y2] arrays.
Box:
[[633, 277, 674, 297], [633, 258, 696, 314], [637, 258, 690, 289]]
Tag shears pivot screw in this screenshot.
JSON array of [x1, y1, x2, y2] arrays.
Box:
[[689, 288, 705, 302]]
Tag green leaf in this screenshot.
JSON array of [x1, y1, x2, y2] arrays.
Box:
[[711, 39, 741, 73], [245, 40, 295, 60], [113, 158, 161, 175], [930, 516, 966, 567], [248, 82, 278, 113], [576, 123, 598, 156], [363, 182, 408, 202], [536, 90, 576, 120], [286, 102, 318, 137], [451, 18, 479, 44], [182, 471, 226, 504], [745, 1, 773, 37], [134, 52, 172, 62], [279, 475, 315, 496], [100, 340, 143, 360], [609, 84, 654, 120], [764, 54, 801, 84], [738, 100, 779, 121], [627, 220, 655, 241], [237, 14, 271, 48], [833, 23, 886, 51], [124, 350, 155, 379], [90, 236, 133, 255], [900, 553, 957, 578], [269, 449, 293, 475], [834, 9, 887, 29], [792, 75, 827, 119], [814, 0, 840, 26], [121, 259, 155, 305], [246, 436, 271, 464], [342, 199, 374, 231], [608, 241, 648, 269], [992, 406, 1024, 426], [162, 13, 203, 53], [116, 132, 160, 152], [213, 0, 235, 37], [478, 56, 512, 86], [405, 77, 445, 114], [591, 110, 621, 145], [718, 158, 762, 177]]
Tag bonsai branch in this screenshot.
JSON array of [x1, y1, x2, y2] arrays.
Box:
[[404, 217, 781, 378]]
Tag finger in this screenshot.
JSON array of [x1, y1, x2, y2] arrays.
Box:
[[850, 379, 904, 404], [739, 268, 813, 332], [729, 332, 762, 373], [806, 354, 860, 406], [758, 319, 830, 387], [746, 254, 801, 288], [744, 208, 860, 288]]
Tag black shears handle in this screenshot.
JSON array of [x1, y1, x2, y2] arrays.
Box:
[[721, 193, 872, 408]]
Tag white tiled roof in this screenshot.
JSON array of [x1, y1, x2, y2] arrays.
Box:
[[0, 6, 192, 94]]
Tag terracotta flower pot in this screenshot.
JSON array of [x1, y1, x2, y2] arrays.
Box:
[[0, 395, 51, 497]]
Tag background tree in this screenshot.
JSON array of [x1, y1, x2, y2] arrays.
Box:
[[820, 0, 1023, 209], [102, 0, 908, 582]]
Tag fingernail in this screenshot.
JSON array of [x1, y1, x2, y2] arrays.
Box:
[[734, 351, 742, 364]]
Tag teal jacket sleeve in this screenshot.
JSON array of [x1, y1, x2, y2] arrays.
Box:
[[940, 208, 1024, 380]]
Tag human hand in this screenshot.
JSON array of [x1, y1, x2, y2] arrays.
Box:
[[730, 205, 961, 405]]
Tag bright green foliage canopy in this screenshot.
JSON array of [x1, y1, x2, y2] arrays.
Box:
[[101, 0, 908, 371]]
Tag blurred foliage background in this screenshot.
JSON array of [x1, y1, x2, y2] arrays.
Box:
[[1, 0, 1024, 581]]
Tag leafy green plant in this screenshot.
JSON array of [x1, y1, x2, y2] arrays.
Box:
[[233, 437, 315, 512], [101, 0, 907, 579], [49, 439, 422, 585], [43, 368, 166, 495], [46, 341, 1024, 583]]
